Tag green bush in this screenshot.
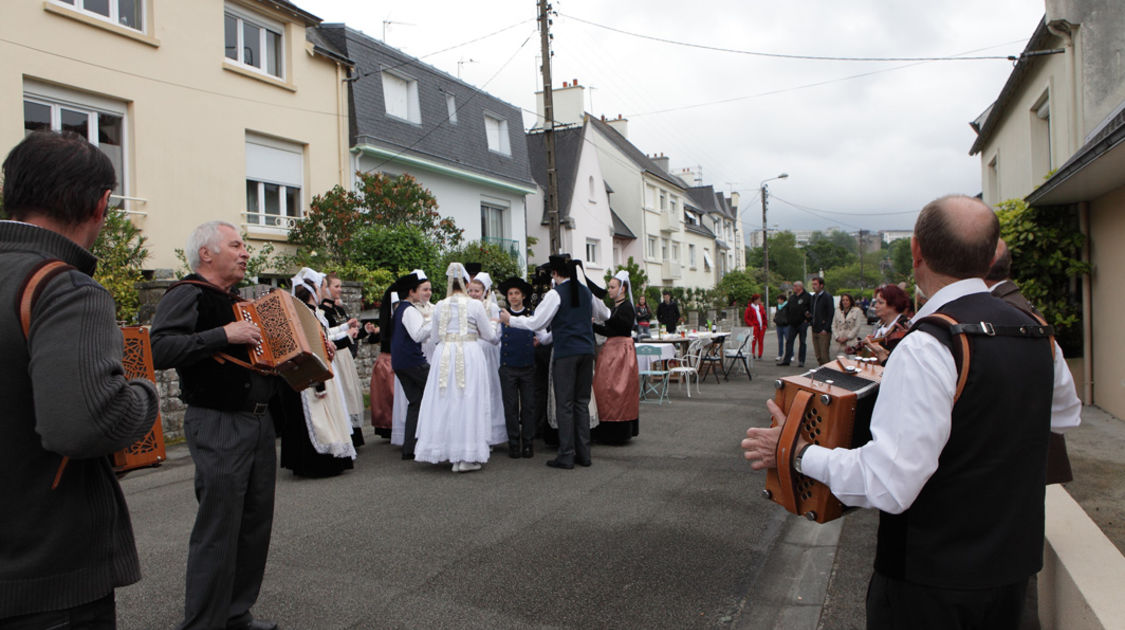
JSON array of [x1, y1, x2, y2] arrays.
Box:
[[715, 269, 761, 307], [438, 240, 521, 301], [92, 206, 148, 323]]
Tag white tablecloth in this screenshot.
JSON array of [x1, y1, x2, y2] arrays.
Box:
[[635, 343, 676, 372]]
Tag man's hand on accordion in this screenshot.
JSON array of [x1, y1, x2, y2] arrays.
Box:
[[223, 320, 262, 346], [742, 399, 810, 471]]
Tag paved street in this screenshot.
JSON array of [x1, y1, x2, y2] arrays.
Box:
[[117, 333, 815, 629]]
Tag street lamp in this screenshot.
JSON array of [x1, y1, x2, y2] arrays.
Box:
[[760, 173, 789, 308]]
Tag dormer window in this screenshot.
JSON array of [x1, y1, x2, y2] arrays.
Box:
[[382, 71, 421, 123], [224, 4, 284, 79], [484, 113, 510, 155]]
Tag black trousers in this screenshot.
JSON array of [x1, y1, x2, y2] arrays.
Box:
[[783, 320, 809, 364], [500, 364, 536, 444], [0, 593, 116, 629], [179, 407, 277, 630], [395, 364, 430, 455], [533, 345, 553, 441], [552, 353, 594, 465], [866, 572, 1028, 630]]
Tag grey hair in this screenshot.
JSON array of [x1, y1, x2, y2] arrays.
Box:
[[186, 220, 238, 271]]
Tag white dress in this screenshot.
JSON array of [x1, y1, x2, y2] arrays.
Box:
[[477, 299, 506, 445], [391, 301, 435, 446], [299, 308, 357, 459], [414, 295, 500, 465]]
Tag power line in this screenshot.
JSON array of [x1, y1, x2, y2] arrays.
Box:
[[769, 195, 921, 217], [356, 18, 534, 79], [560, 13, 1020, 63]]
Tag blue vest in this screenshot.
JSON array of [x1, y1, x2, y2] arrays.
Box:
[[391, 301, 427, 370], [501, 307, 536, 368], [550, 280, 594, 359]]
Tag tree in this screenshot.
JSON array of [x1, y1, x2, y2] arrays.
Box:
[[804, 233, 851, 272], [715, 269, 761, 307], [888, 238, 913, 282], [438, 240, 522, 301], [824, 252, 882, 291], [288, 171, 461, 270], [995, 198, 1088, 355], [91, 206, 149, 323], [746, 231, 803, 282], [604, 256, 648, 304]]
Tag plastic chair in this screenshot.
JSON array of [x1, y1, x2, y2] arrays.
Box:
[[667, 338, 704, 398], [723, 331, 753, 381], [636, 344, 670, 405]]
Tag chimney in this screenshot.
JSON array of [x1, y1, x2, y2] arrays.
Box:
[[651, 151, 670, 173], [605, 113, 628, 138], [533, 80, 585, 128], [730, 191, 740, 212]]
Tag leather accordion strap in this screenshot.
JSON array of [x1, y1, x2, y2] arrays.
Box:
[[948, 322, 1054, 338], [775, 390, 814, 516], [915, 313, 972, 404], [17, 259, 77, 491]]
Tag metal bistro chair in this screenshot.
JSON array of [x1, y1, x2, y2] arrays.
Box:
[[698, 334, 727, 384], [666, 338, 704, 398], [636, 343, 670, 405], [723, 331, 753, 381]]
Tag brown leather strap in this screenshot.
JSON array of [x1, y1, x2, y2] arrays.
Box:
[[775, 390, 814, 516], [17, 259, 76, 491], [918, 313, 971, 404]]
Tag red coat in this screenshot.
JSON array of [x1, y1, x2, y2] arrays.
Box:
[[744, 303, 766, 332]]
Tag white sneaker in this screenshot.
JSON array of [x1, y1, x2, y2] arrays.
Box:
[[460, 462, 482, 472], [451, 462, 462, 472]]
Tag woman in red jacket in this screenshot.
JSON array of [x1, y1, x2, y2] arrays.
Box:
[[743, 294, 767, 359]]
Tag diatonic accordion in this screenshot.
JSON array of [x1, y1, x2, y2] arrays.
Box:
[[764, 357, 883, 523], [232, 289, 333, 391]]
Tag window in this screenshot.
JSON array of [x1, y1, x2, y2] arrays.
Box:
[[586, 239, 599, 264], [445, 93, 457, 124], [380, 71, 421, 123], [670, 197, 678, 216], [53, 0, 144, 31], [224, 5, 283, 78], [661, 238, 669, 260], [987, 154, 1000, 204], [703, 248, 712, 272], [659, 191, 667, 211], [648, 236, 657, 258], [1031, 92, 1052, 180], [645, 185, 656, 209], [245, 134, 303, 228], [689, 244, 696, 267], [481, 202, 508, 239], [588, 175, 596, 200], [23, 86, 127, 202], [484, 114, 510, 155], [672, 242, 679, 262]]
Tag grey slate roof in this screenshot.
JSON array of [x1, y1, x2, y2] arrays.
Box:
[[611, 209, 636, 239], [257, 0, 320, 25], [304, 27, 351, 65], [316, 24, 533, 189], [587, 116, 689, 189], [685, 222, 716, 238], [526, 126, 585, 226], [685, 185, 725, 217]]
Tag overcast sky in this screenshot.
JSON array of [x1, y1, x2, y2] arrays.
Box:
[[297, 0, 1045, 235]]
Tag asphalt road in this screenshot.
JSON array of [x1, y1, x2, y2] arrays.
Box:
[[116, 338, 810, 629]]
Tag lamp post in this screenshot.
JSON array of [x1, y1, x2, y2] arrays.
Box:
[[760, 173, 788, 308]]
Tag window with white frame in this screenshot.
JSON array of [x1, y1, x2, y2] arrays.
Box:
[[648, 236, 657, 258], [689, 243, 696, 267], [224, 4, 283, 78], [445, 93, 457, 124], [645, 185, 656, 209], [659, 190, 667, 211], [53, 0, 144, 31], [661, 238, 668, 260], [382, 71, 420, 123], [245, 134, 303, 228], [671, 242, 679, 262], [481, 202, 508, 239], [23, 84, 127, 202], [586, 238, 599, 265], [484, 114, 510, 155]]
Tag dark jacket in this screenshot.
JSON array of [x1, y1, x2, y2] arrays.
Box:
[[0, 221, 158, 617], [656, 300, 680, 328], [810, 290, 834, 333], [784, 290, 811, 327]]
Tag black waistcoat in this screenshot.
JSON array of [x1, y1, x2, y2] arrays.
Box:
[[874, 292, 1054, 589], [173, 275, 261, 411]]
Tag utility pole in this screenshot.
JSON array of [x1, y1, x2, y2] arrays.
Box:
[[858, 229, 865, 290], [761, 186, 770, 307], [538, 0, 561, 255]]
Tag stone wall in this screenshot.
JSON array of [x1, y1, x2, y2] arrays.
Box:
[[138, 279, 377, 442]]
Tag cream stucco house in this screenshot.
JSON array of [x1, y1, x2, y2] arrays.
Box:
[[1, 0, 352, 274], [969, 2, 1125, 419]]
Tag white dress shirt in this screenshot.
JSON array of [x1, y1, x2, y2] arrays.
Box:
[[506, 280, 610, 330], [400, 303, 431, 344], [801, 278, 1082, 514]]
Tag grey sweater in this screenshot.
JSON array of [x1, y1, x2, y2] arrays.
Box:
[[0, 220, 159, 617]]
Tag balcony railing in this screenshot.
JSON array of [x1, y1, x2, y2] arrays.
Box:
[[482, 236, 524, 268]]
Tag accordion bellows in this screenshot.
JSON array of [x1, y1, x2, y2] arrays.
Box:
[[235, 289, 333, 391], [765, 358, 883, 524]]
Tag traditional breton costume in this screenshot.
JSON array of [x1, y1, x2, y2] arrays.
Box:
[[279, 268, 355, 478], [391, 270, 435, 447], [390, 270, 431, 459], [369, 286, 397, 438], [497, 276, 542, 458], [319, 290, 366, 446], [472, 271, 507, 446], [414, 263, 501, 472], [591, 269, 640, 443], [506, 255, 609, 468]]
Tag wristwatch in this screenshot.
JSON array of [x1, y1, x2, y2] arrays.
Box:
[[794, 443, 812, 475]]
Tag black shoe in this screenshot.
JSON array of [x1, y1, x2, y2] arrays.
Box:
[[546, 459, 574, 470], [521, 443, 534, 458], [797, 362, 805, 367], [401, 452, 415, 460], [227, 620, 279, 630], [577, 458, 591, 467], [776, 361, 790, 366], [508, 442, 521, 459]]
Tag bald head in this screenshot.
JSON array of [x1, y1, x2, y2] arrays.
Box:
[[914, 195, 999, 279]]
